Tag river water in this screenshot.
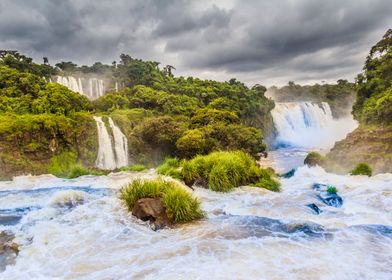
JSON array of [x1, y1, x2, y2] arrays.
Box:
[[1, 102, 391, 279]]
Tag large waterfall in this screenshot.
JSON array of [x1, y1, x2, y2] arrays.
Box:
[[93, 116, 128, 170], [271, 102, 357, 149], [56, 76, 105, 100]]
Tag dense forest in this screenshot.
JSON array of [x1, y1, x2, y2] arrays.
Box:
[[0, 51, 274, 179]]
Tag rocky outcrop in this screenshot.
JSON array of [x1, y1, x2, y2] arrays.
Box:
[[0, 231, 19, 272], [324, 125, 392, 174], [132, 198, 170, 230]]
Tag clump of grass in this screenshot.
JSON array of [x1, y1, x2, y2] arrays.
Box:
[[181, 150, 280, 192], [120, 164, 148, 172], [119, 178, 204, 223], [350, 163, 372, 176], [326, 185, 338, 194], [67, 164, 91, 179], [157, 157, 182, 179]]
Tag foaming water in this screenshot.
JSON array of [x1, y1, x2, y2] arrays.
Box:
[[0, 167, 391, 279], [271, 102, 357, 149]]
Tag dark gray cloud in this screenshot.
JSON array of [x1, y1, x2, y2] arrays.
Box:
[[0, 0, 391, 85]]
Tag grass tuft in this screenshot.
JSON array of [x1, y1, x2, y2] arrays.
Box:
[[350, 163, 372, 176], [119, 164, 148, 172], [119, 178, 204, 223], [326, 185, 338, 194], [181, 150, 280, 192], [157, 157, 182, 179]]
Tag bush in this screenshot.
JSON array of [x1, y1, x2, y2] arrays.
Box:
[[157, 158, 182, 179], [350, 163, 372, 176], [120, 164, 147, 172], [67, 164, 91, 179], [304, 151, 325, 167], [119, 178, 204, 223], [181, 151, 280, 192], [326, 186, 338, 194], [48, 151, 78, 177]]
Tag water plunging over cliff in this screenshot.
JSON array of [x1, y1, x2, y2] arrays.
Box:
[[56, 76, 105, 100], [93, 116, 128, 170], [271, 102, 357, 149]]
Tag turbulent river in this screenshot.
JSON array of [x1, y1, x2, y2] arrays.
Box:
[[0, 103, 391, 279]]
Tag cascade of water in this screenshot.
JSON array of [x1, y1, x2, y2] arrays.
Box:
[[55, 76, 105, 100], [108, 117, 129, 167], [115, 81, 118, 92], [93, 116, 117, 170], [93, 116, 129, 170], [271, 102, 357, 149]]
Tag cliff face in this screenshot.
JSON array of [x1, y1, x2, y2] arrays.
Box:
[[324, 125, 392, 174], [0, 113, 98, 180]]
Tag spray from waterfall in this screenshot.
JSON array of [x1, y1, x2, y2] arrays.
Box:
[[271, 102, 357, 149], [93, 116, 128, 170]]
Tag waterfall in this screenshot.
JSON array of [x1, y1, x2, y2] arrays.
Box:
[[55, 76, 105, 100], [108, 118, 129, 167], [93, 116, 128, 170], [271, 102, 357, 149]]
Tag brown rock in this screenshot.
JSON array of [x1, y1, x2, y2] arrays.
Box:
[[0, 231, 19, 272], [132, 198, 170, 229]]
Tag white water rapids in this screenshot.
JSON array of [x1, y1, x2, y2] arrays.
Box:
[[0, 102, 391, 279]]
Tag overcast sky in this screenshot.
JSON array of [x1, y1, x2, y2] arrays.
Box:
[[1, 0, 391, 86]]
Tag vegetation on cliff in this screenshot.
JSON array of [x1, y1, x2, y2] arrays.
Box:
[[325, 29, 392, 174]]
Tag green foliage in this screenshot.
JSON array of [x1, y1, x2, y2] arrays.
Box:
[[157, 158, 182, 179], [119, 178, 204, 223], [191, 108, 240, 127], [120, 164, 147, 172], [181, 151, 280, 192], [326, 186, 338, 194], [350, 163, 373, 176], [353, 29, 392, 125], [48, 151, 78, 177], [304, 151, 325, 167], [176, 129, 209, 158]]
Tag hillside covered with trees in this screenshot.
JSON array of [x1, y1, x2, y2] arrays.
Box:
[[0, 51, 274, 179]]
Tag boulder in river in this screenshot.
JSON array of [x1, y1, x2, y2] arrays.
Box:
[[132, 198, 170, 230], [306, 203, 322, 215], [0, 231, 19, 272], [280, 169, 296, 178], [313, 183, 343, 207]]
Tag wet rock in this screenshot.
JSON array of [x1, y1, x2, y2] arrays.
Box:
[[317, 193, 343, 208], [0, 231, 19, 272], [306, 203, 322, 215], [280, 169, 296, 178], [211, 208, 227, 216], [0, 215, 22, 226], [132, 198, 170, 230], [313, 183, 343, 208]]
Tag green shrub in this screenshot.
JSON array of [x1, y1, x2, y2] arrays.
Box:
[[67, 164, 91, 179], [48, 151, 78, 177], [120, 164, 147, 172], [181, 151, 280, 192], [350, 163, 372, 176], [157, 158, 182, 179], [304, 151, 325, 167], [119, 178, 204, 223], [326, 186, 338, 194]]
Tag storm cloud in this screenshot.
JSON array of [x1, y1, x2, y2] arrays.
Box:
[[0, 0, 391, 85]]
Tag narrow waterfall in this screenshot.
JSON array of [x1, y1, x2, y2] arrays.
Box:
[[55, 76, 105, 100], [108, 118, 129, 167], [93, 116, 117, 170], [93, 116, 129, 170], [271, 102, 357, 149]]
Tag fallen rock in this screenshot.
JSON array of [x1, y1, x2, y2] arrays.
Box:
[[132, 198, 170, 230], [0, 231, 19, 272], [306, 203, 322, 215]]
